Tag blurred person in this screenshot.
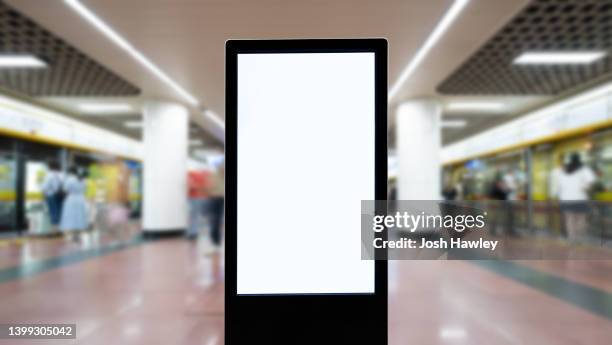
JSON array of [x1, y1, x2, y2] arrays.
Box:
[[455, 181, 463, 201], [442, 185, 457, 201], [442, 177, 462, 201], [502, 168, 518, 200], [554, 153, 596, 241], [206, 163, 225, 248], [489, 172, 508, 201], [440, 177, 464, 246], [187, 170, 207, 240], [489, 172, 514, 236], [106, 201, 131, 243], [388, 185, 397, 201], [387, 183, 397, 213], [60, 166, 89, 240], [41, 160, 64, 229]]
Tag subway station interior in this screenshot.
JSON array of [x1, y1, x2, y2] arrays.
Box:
[[1, 0, 612, 344]]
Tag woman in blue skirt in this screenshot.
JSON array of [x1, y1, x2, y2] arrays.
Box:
[[60, 166, 89, 239]]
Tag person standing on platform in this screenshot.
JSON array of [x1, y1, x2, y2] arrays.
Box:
[[489, 171, 511, 236], [187, 170, 207, 240], [41, 161, 64, 230], [206, 163, 225, 248], [60, 166, 89, 240], [554, 153, 596, 241]]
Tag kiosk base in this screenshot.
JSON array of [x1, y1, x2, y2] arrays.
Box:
[[227, 316, 387, 345]]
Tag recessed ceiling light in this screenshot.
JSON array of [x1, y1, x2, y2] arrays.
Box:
[[77, 103, 133, 114], [446, 102, 505, 112], [64, 0, 199, 106], [389, 0, 470, 100], [442, 120, 467, 128], [0, 55, 46, 68], [514, 51, 606, 65], [124, 121, 142, 128]]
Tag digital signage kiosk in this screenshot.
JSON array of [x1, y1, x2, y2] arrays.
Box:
[[226, 39, 387, 344]]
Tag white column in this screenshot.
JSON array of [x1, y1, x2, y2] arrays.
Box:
[[396, 99, 442, 200], [142, 101, 189, 233]]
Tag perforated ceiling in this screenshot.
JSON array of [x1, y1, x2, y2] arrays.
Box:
[[438, 0, 612, 96], [0, 1, 140, 97]]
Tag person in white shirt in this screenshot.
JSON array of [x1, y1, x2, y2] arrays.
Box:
[[502, 169, 518, 201], [553, 153, 596, 240], [41, 161, 63, 228]]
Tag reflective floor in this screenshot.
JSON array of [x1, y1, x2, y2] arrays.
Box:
[[0, 233, 611, 344]]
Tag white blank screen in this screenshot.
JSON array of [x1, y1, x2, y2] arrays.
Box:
[[237, 52, 375, 295]]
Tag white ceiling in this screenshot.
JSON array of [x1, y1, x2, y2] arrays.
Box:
[[6, 0, 535, 142]]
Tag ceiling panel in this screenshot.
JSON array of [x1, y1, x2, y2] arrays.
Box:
[[0, 0, 140, 97], [438, 0, 612, 96]]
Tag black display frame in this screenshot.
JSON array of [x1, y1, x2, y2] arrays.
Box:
[[225, 38, 388, 344]]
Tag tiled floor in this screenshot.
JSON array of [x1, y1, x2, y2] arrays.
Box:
[[518, 260, 612, 293], [0, 235, 611, 344], [0, 237, 223, 345], [0, 225, 139, 270], [389, 260, 612, 345]]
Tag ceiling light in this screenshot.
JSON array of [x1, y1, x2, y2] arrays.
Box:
[[446, 102, 505, 112], [389, 0, 470, 100], [77, 103, 133, 114], [443, 78, 612, 163], [0, 55, 46, 68], [64, 0, 199, 106], [203, 110, 225, 130], [514, 51, 606, 65], [442, 120, 467, 128], [124, 121, 142, 128]]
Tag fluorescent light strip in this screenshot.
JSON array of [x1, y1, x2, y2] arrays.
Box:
[[514, 51, 606, 65], [446, 101, 504, 111], [442, 120, 467, 128], [64, 0, 199, 106], [443, 78, 612, 163], [0, 55, 46, 68], [389, 0, 469, 100], [78, 103, 133, 113], [204, 110, 225, 130]]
